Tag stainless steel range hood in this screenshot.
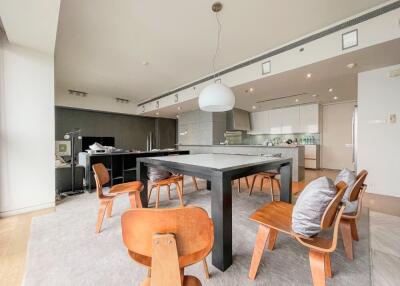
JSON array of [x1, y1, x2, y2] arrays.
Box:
[[226, 108, 251, 131]]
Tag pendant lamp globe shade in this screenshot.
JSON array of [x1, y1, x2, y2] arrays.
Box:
[[198, 83, 235, 112]]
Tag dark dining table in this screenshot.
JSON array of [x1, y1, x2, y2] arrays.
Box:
[[136, 153, 292, 271]]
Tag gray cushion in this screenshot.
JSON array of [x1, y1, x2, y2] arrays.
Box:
[[334, 168, 356, 214], [292, 176, 337, 237], [147, 167, 171, 182]]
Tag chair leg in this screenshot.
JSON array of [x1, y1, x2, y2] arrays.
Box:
[[267, 228, 278, 251], [260, 178, 264, 192], [248, 225, 270, 280], [249, 175, 257, 196], [175, 183, 184, 207], [202, 259, 210, 279], [148, 186, 154, 201], [167, 185, 171, 200], [155, 185, 160, 208], [237, 179, 241, 193], [275, 179, 281, 201], [340, 220, 354, 260], [324, 253, 332, 278], [245, 177, 250, 188], [192, 176, 199, 191], [350, 219, 359, 241], [129, 192, 137, 208], [135, 191, 143, 208], [269, 177, 274, 202], [96, 201, 108, 233], [309, 250, 326, 286], [147, 267, 151, 278], [106, 200, 113, 218]]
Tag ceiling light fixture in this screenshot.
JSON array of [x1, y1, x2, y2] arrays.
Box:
[[306, 73, 312, 78], [176, 114, 180, 118], [347, 62, 356, 69], [249, 87, 254, 92], [333, 96, 338, 100], [198, 2, 235, 112], [295, 99, 299, 102], [178, 106, 182, 110], [252, 105, 256, 110], [155, 112, 159, 115], [142, 61, 149, 66], [312, 94, 318, 97], [328, 88, 333, 92]]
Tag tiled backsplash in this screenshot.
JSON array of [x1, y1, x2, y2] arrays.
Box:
[[225, 132, 320, 145]]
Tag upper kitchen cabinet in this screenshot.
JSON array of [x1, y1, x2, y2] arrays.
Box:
[[249, 111, 269, 134], [299, 104, 320, 133], [281, 106, 300, 134], [269, 109, 282, 134]]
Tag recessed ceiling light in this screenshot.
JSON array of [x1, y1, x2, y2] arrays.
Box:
[[306, 73, 312, 78], [312, 94, 318, 97], [142, 61, 149, 66], [252, 105, 256, 110], [177, 106, 182, 110], [328, 88, 333, 92], [176, 114, 180, 118], [155, 112, 159, 115], [346, 62, 356, 69], [333, 96, 338, 100], [249, 87, 254, 92], [295, 99, 299, 102]]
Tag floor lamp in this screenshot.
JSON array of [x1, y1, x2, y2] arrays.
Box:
[[64, 129, 83, 195]]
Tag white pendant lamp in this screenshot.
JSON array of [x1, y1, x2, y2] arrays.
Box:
[[198, 2, 235, 112]]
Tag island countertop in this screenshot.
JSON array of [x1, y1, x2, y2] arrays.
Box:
[[176, 144, 303, 148]]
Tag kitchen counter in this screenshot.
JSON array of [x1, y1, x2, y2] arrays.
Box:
[[177, 144, 304, 181]]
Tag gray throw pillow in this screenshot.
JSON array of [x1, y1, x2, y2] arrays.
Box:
[[292, 176, 337, 237], [334, 168, 356, 214], [148, 167, 171, 182]]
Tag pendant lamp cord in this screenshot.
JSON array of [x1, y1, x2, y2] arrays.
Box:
[[212, 11, 222, 79]]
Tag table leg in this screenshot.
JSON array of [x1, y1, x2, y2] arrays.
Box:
[[211, 173, 233, 271], [279, 162, 292, 203], [206, 180, 211, 191], [137, 161, 149, 207]]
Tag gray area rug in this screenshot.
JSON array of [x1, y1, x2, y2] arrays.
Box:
[[24, 180, 370, 286]]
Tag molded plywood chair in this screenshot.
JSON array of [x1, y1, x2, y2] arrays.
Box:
[[248, 181, 347, 286], [92, 163, 143, 233], [148, 175, 184, 207], [121, 207, 214, 286], [339, 170, 368, 260], [249, 171, 281, 201]]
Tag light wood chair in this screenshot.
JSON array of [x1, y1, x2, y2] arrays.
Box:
[[148, 175, 184, 207], [121, 206, 214, 286], [339, 170, 368, 260], [92, 163, 143, 234], [248, 181, 347, 286], [236, 177, 250, 193], [249, 171, 281, 200]]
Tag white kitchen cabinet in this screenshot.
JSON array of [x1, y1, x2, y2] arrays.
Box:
[[281, 106, 300, 134], [299, 104, 320, 133], [249, 111, 269, 134], [269, 109, 282, 134], [304, 144, 320, 169]]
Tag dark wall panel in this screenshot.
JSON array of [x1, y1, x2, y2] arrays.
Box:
[[55, 107, 176, 151]]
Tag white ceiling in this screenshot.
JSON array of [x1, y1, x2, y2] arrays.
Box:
[[55, 0, 390, 103], [154, 38, 400, 118], [0, 0, 60, 54]]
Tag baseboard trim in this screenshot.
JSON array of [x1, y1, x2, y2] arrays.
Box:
[[363, 192, 400, 217], [0, 201, 55, 217]]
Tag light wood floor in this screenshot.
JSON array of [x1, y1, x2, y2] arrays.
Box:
[[0, 169, 341, 286]]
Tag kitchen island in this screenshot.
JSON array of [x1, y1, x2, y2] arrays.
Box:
[[177, 144, 304, 181]]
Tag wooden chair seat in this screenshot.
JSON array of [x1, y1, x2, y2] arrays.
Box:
[[109, 181, 143, 195], [249, 202, 293, 235], [141, 275, 201, 286], [152, 175, 183, 186], [148, 175, 184, 208]]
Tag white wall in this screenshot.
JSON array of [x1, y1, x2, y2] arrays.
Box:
[[358, 64, 400, 197], [0, 37, 55, 216], [322, 101, 355, 170]]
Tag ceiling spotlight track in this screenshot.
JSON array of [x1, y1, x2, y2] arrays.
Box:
[[68, 89, 88, 97]]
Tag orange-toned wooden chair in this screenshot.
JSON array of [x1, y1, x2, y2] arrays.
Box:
[[339, 170, 368, 260], [249, 171, 280, 200], [148, 175, 184, 207], [121, 207, 214, 286], [248, 181, 347, 286], [92, 163, 143, 233]]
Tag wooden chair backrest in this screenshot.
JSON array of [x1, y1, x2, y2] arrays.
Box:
[[320, 181, 347, 229], [121, 206, 214, 268], [92, 163, 110, 199], [348, 170, 368, 202]]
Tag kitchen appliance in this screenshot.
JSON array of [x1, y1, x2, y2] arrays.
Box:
[[226, 108, 251, 131]]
